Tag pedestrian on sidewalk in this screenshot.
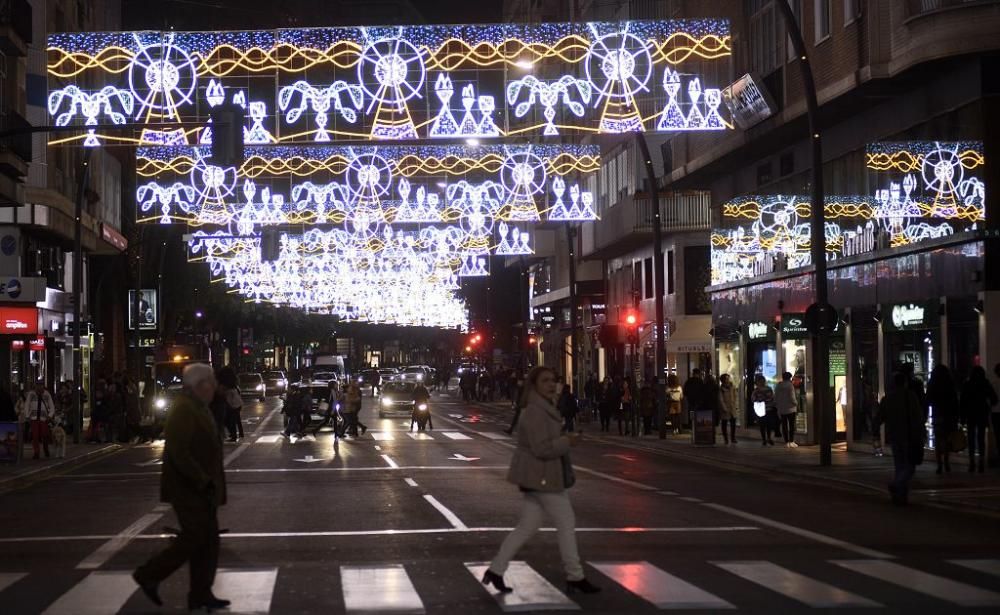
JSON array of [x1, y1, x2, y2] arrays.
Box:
[[882, 371, 926, 505], [926, 364, 959, 474], [774, 372, 799, 448], [683, 370, 704, 434], [23, 380, 55, 459], [558, 384, 579, 432], [960, 365, 998, 474], [482, 366, 600, 596], [639, 380, 655, 436], [751, 375, 776, 446], [617, 376, 634, 436], [217, 368, 244, 442], [597, 377, 618, 433], [133, 363, 230, 611], [666, 374, 683, 434], [700, 375, 721, 440], [718, 374, 738, 444]]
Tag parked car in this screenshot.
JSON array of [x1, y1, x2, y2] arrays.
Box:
[[263, 371, 288, 397], [238, 373, 266, 401]]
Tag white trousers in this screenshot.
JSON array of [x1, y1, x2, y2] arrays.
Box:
[[490, 489, 584, 581]]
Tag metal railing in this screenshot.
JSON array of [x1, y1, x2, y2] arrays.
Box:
[[633, 191, 712, 233], [907, 0, 999, 17]]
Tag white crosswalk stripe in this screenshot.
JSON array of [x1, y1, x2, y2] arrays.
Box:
[[715, 561, 880, 608], [442, 431, 473, 440], [466, 562, 579, 611], [0, 572, 25, 594], [592, 561, 734, 609], [949, 559, 1000, 578], [407, 432, 434, 440], [369, 432, 396, 441], [833, 560, 1000, 607], [256, 435, 283, 443], [341, 564, 424, 613], [41, 571, 137, 615], [214, 568, 279, 614]]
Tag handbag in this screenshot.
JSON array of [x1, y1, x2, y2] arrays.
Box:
[[948, 429, 967, 453], [560, 455, 576, 489]]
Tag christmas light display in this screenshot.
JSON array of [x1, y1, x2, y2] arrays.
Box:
[[710, 141, 985, 285], [47, 20, 731, 144]]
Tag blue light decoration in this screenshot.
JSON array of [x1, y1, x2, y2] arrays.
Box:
[[710, 141, 985, 285], [47, 85, 134, 146], [47, 19, 731, 144]]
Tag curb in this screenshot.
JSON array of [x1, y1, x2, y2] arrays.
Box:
[[0, 444, 123, 491]]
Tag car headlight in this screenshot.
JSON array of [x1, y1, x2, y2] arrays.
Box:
[[418, 403, 428, 411], [154, 398, 166, 410], [256, 384, 264, 391], [457, 367, 463, 374], [416, 374, 424, 380], [381, 397, 392, 406]]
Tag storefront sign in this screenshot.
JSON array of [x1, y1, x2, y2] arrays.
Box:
[[28, 337, 45, 351], [10, 340, 24, 351], [670, 343, 713, 354], [885, 302, 938, 332], [0, 306, 38, 334], [722, 73, 775, 130], [745, 321, 774, 341], [0, 277, 47, 303], [101, 224, 128, 251], [782, 311, 841, 339], [692, 409, 717, 446]]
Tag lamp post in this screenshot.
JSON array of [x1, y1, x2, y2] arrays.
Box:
[[775, 1, 834, 465], [72, 148, 93, 444], [633, 133, 668, 439]]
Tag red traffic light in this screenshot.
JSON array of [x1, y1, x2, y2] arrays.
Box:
[[241, 347, 251, 355], [528, 336, 537, 345], [624, 311, 638, 326]]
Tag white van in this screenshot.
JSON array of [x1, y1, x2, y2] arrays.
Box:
[[313, 354, 346, 379]]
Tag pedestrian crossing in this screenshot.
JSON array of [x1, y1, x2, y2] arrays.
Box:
[[5, 558, 1000, 613], [256, 429, 510, 444]]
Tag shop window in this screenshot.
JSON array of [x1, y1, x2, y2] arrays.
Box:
[[757, 161, 773, 186]]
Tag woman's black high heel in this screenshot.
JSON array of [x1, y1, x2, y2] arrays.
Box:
[[482, 569, 513, 593], [566, 578, 601, 594]]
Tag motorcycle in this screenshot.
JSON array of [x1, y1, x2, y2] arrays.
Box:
[[411, 402, 431, 431]]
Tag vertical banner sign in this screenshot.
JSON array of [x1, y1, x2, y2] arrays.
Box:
[[128, 289, 158, 330]]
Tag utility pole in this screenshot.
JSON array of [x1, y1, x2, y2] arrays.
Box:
[[776, 2, 834, 465], [567, 224, 579, 394], [634, 133, 668, 439]]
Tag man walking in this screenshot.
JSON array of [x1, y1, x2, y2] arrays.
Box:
[[881, 371, 926, 506], [133, 364, 229, 611]]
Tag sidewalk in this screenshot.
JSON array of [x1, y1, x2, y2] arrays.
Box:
[[466, 396, 1000, 515], [0, 439, 121, 489]]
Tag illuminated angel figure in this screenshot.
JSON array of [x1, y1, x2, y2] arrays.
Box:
[[506, 75, 592, 136], [128, 32, 198, 122], [494, 222, 533, 256], [278, 80, 365, 142], [290, 181, 350, 223], [47, 85, 135, 147], [358, 32, 426, 140], [458, 255, 489, 277], [500, 149, 547, 222], [136, 181, 196, 224], [584, 24, 653, 133], [448, 181, 502, 253]]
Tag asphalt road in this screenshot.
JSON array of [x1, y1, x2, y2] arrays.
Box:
[[3, 390, 1000, 614]]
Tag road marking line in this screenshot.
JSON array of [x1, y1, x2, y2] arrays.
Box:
[[658, 491, 678, 496], [0, 526, 760, 543], [404, 478, 419, 487], [381, 454, 399, 469], [370, 432, 395, 441], [76, 512, 164, 570], [591, 561, 734, 609], [341, 564, 424, 613], [715, 560, 880, 608], [42, 571, 137, 615], [374, 445, 382, 451], [225, 406, 282, 466], [214, 568, 278, 614], [467, 561, 578, 611], [571, 465, 659, 491], [423, 495, 468, 530], [949, 559, 1000, 578], [679, 496, 704, 503], [833, 560, 1000, 606], [256, 434, 282, 443], [0, 572, 26, 593], [406, 432, 434, 440], [441, 431, 473, 440], [479, 432, 511, 440], [702, 503, 892, 559]]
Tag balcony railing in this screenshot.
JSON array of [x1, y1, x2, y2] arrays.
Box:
[[634, 191, 712, 233], [907, 0, 999, 17], [583, 191, 711, 259]]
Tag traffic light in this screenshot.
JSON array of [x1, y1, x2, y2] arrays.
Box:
[[209, 102, 245, 168], [528, 336, 537, 346], [624, 310, 639, 344], [241, 346, 251, 356]]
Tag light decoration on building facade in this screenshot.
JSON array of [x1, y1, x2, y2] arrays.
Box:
[[710, 141, 985, 286], [47, 20, 731, 144]]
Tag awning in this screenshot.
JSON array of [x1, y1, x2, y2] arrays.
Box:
[[665, 315, 713, 354]]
